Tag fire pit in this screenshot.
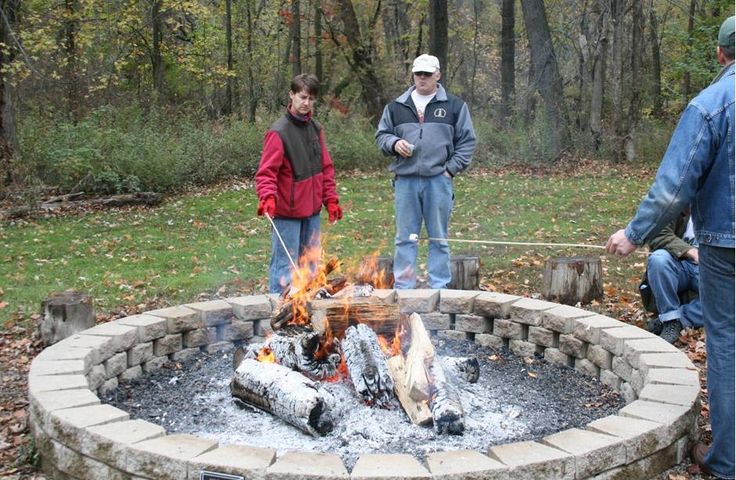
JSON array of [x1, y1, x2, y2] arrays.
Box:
[[28, 289, 700, 479]]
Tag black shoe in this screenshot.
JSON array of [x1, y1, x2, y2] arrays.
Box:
[[660, 319, 683, 344], [646, 318, 663, 335]]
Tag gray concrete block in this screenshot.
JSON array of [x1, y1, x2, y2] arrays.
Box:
[[623, 338, 680, 369], [117, 314, 167, 342], [266, 451, 348, 479], [185, 299, 236, 327], [637, 353, 695, 378], [637, 384, 700, 407], [488, 441, 574, 479], [575, 358, 600, 378], [80, 419, 166, 472], [599, 326, 653, 356], [146, 305, 202, 334], [55, 333, 117, 363], [86, 364, 106, 391], [473, 291, 520, 318], [222, 320, 254, 342], [476, 333, 505, 349], [542, 428, 626, 478], [154, 334, 183, 357], [46, 404, 130, 452], [544, 348, 571, 367], [438, 330, 471, 341], [493, 319, 523, 339], [183, 328, 210, 348], [119, 366, 143, 383], [541, 305, 596, 334], [426, 449, 507, 479], [143, 356, 169, 373], [587, 344, 613, 369], [612, 355, 633, 382], [227, 295, 273, 321], [171, 348, 201, 363], [28, 374, 89, 394], [559, 334, 587, 359], [98, 377, 118, 396], [645, 368, 700, 387], [455, 314, 491, 333], [187, 443, 276, 480], [599, 369, 622, 390], [396, 289, 440, 313], [421, 312, 452, 330], [587, 414, 673, 462], [125, 434, 218, 480], [105, 352, 128, 379], [509, 298, 558, 326], [528, 326, 556, 348], [82, 322, 139, 352], [351, 453, 430, 479], [439, 289, 479, 314], [510, 339, 538, 358], [572, 315, 626, 344], [128, 342, 154, 367]]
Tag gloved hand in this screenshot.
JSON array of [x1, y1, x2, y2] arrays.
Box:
[[326, 201, 343, 223], [257, 196, 276, 217]]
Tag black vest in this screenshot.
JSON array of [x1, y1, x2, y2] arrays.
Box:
[[271, 113, 323, 180]]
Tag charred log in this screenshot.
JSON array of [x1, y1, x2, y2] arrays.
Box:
[[268, 325, 342, 379], [429, 356, 465, 435], [310, 297, 401, 339], [230, 359, 333, 436], [342, 323, 395, 408], [441, 356, 480, 384]]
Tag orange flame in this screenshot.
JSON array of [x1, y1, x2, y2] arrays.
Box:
[[257, 346, 275, 363]]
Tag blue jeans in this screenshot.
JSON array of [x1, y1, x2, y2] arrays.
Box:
[[393, 174, 454, 289], [700, 245, 735, 479], [268, 214, 321, 294], [646, 249, 703, 328]]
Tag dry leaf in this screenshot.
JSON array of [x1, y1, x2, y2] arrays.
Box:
[[527, 371, 537, 378]]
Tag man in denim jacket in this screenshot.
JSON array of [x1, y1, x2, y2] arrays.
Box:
[[606, 16, 734, 479]]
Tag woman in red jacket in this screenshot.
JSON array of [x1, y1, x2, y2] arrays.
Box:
[[255, 74, 342, 294]]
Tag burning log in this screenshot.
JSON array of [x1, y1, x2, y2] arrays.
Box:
[[441, 356, 480, 384], [341, 323, 395, 408], [267, 325, 342, 379], [429, 356, 465, 435], [230, 359, 333, 436], [387, 355, 433, 426], [404, 313, 435, 401], [309, 297, 401, 339]]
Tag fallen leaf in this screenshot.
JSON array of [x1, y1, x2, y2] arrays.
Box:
[[0, 301, 8, 309], [527, 371, 537, 378]]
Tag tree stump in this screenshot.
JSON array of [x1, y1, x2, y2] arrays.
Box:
[[358, 255, 480, 290], [447, 255, 480, 290], [542, 256, 603, 305], [40, 290, 95, 345]]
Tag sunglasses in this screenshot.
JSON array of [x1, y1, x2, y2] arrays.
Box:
[[413, 71, 434, 77]]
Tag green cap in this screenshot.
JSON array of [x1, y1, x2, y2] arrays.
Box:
[[719, 16, 735, 46]]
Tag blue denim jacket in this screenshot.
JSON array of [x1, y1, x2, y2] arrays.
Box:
[[626, 63, 735, 249]]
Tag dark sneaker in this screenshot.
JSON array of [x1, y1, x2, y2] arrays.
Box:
[[645, 318, 663, 335], [660, 319, 683, 344]]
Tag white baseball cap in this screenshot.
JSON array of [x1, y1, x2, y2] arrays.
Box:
[[412, 54, 440, 73]]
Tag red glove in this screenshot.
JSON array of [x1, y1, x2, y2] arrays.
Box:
[[257, 196, 276, 217], [326, 201, 343, 223]]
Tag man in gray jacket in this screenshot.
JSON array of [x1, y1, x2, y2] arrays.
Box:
[[375, 54, 476, 289]]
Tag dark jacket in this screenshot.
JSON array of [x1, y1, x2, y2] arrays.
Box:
[[255, 110, 338, 219], [640, 211, 698, 313], [375, 84, 476, 177]]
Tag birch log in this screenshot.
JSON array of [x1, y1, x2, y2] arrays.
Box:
[[440, 356, 480, 383], [404, 313, 435, 401], [230, 359, 334, 436], [342, 323, 395, 408], [267, 325, 342, 379], [387, 355, 433, 425], [429, 357, 465, 435]]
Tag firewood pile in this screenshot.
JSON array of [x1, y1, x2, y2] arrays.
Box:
[[230, 257, 480, 436]]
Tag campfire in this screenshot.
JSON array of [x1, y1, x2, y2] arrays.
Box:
[[230, 252, 479, 437]]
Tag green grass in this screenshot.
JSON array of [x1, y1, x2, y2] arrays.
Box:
[[0, 166, 655, 327]]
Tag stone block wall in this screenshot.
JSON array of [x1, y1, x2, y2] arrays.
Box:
[[28, 290, 699, 479]]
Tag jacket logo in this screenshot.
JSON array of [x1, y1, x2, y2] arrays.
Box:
[[433, 108, 447, 118]]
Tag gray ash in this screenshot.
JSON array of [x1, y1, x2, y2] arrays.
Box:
[[104, 338, 623, 469]]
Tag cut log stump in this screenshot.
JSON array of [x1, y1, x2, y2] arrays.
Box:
[[447, 255, 481, 290], [542, 256, 603, 305], [230, 359, 333, 436], [40, 290, 95, 346]]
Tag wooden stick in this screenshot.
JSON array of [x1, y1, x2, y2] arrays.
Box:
[[387, 355, 432, 426]]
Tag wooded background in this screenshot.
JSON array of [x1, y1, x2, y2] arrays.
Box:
[[0, 0, 731, 196]]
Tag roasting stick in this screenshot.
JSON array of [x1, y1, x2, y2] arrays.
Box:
[[264, 213, 304, 281], [408, 233, 650, 255]]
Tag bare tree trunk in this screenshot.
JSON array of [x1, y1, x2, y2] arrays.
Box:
[[500, 0, 515, 121], [648, 0, 663, 117], [520, 0, 570, 157], [245, 0, 258, 121], [382, 0, 410, 70], [64, 0, 81, 122], [330, 0, 386, 124], [428, 0, 448, 72], [626, 0, 643, 155], [469, 0, 481, 106], [224, 0, 234, 116], [610, 0, 625, 141], [0, 0, 20, 185], [575, 0, 590, 132], [415, 14, 426, 58], [589, 0, 608, 150], [151, 0, 165, 102], [290, 0, 301, 76], [682, 0, 696, 102], [314, 0, 323, 84]]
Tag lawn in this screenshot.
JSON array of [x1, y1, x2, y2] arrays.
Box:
[[0, 164, 656, 329]]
